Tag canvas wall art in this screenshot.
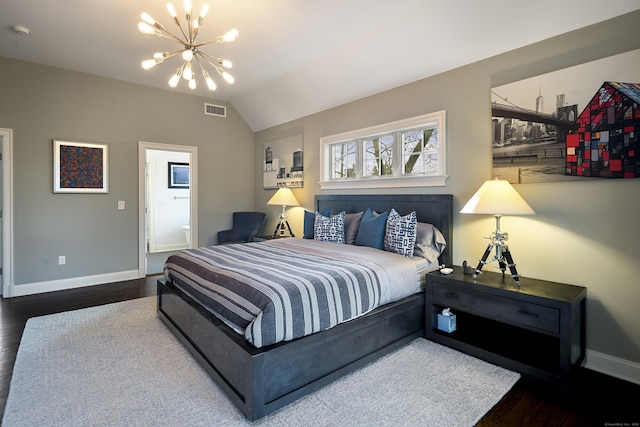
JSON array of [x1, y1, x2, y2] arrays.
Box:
[[263, 134, 304, 189], [491, 48, 640, 184]]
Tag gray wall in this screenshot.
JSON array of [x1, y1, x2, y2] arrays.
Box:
[[256, 11, 640, 379], [0, 56, 255, 286]]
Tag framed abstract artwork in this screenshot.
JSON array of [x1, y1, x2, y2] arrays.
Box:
[[168, 162, 190, 188], [53, 140, 109, 193]]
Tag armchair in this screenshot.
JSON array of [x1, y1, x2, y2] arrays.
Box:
[[217, 211, 266, 245]]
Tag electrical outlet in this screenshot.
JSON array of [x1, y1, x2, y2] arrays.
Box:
[[58, 255, 66, 265], [118, 200, 125, 210]]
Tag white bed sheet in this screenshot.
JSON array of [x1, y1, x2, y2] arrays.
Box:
[[267, 238, 436, 304]]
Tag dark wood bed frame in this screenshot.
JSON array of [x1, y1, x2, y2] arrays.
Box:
[[157, 194, 453, 420]]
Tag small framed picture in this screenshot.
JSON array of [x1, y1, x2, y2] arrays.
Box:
[[53, 140, 109, 193], [168, 162, 190, 188]]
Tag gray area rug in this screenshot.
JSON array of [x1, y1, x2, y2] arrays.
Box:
[[3, 297, 520, 426]]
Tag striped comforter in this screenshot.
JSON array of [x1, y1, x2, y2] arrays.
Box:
[[163, 238, 423, 348]]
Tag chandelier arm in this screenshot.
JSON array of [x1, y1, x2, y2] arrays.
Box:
[[194, 56, 217, 91], [186, 11, 193, 44], [197, 51, 224, 65], [192, 38, 223, 48], [194, 56, 210, 77], [149, 26, 187, 46], [163, 48, 186, 58], [194, 55, 205, 71], [192, 17, 204, 41], [175, 61, 187, 77], [170, 16, 190, 44], [142, 19, 186, 45], [202, 57, 224, 73]]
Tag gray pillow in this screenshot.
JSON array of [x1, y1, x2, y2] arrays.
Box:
[[413, 222, 447, 262], [343, 211, 364, 244]]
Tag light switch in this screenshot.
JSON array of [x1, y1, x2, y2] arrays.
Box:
[[118, 200, 125, 210]]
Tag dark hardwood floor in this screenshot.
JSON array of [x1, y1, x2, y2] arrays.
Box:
[[1, 277, 638, 426]]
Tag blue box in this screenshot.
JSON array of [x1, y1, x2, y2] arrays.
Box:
[[437, 313, 457, 333]]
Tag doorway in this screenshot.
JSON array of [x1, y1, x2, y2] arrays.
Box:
[[1, 128, 13, 297], [138, 141, 198, 277]]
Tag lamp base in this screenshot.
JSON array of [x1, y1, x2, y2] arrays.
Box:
[[473, 242, 520, 286], [272, 218, 295, 238], [473, 215, 521, 286]]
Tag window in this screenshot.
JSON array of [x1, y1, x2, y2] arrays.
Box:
[[320, 111, 447, 189], [363, 135, 394, 177]]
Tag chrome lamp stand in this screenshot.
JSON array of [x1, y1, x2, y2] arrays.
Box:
[[473, 214, 521, 286], [272, 206, 295, 238]]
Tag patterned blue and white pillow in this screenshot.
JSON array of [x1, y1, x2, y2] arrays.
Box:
[[384, 209, 417, 257], [314, 211, 346, 244]]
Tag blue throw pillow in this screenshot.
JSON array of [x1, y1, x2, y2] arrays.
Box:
[[304, 208, 330, 239], [355, 208, 388, 249]]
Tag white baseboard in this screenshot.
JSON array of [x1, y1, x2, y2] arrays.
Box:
[[150, 243, 189, 253], [585, 349, 640, 385], [10, 270, 141, 297]]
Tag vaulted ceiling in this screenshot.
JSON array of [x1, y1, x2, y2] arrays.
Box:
[[1, 1, 639, 131]]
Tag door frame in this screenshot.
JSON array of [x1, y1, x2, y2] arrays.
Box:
[[1, 128, 14, 297], [138, 141, 198, 277]]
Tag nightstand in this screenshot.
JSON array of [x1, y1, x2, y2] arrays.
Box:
[[425, 267, 586, 387]]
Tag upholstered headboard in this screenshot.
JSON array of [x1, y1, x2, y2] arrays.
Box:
[[315, 194, 453, 266]]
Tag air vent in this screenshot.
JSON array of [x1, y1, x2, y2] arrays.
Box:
[[204, 103, 227, 117]]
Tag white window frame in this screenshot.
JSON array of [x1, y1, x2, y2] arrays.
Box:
[[319, 110, 447, 189]]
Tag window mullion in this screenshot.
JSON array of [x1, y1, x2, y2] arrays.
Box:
[[392, 130, 401, 177]]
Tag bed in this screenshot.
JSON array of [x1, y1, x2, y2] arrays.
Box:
[[157, 194, 453, 420]]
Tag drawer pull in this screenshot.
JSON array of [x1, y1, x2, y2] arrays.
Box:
[[517, 310, 539, 318]]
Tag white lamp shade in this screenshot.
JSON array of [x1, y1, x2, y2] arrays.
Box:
[[460, 179, 535, 215], [267, 187, 300, 207]]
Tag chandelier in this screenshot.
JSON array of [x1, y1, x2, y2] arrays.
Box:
[[138, 1, 238, 91]]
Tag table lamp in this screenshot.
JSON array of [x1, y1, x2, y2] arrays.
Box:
[[460, 178, 535, 286], [267, 187, 300, 237]]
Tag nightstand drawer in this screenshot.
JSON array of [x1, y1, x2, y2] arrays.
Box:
[[431, 283, 560, 334]]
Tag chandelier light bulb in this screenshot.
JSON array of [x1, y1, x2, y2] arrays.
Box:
[[222, 28, 239, 43], [221, 71, 234, 84], [189, 78, 196, 90], [141, 59, 158, 70], [182, 49, 194, 61], [201, 69, 217, 91], [183, 62, 193, 80], [183, 0, 193, 14], [220, 59, 232, 68], [205, 76, 216, 91], [168, 73, 180, 88], [138, 22, 156, 35], [140, 12, 156, 25], [200, 4, 209, 18], [166, 3, 178, 18]]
